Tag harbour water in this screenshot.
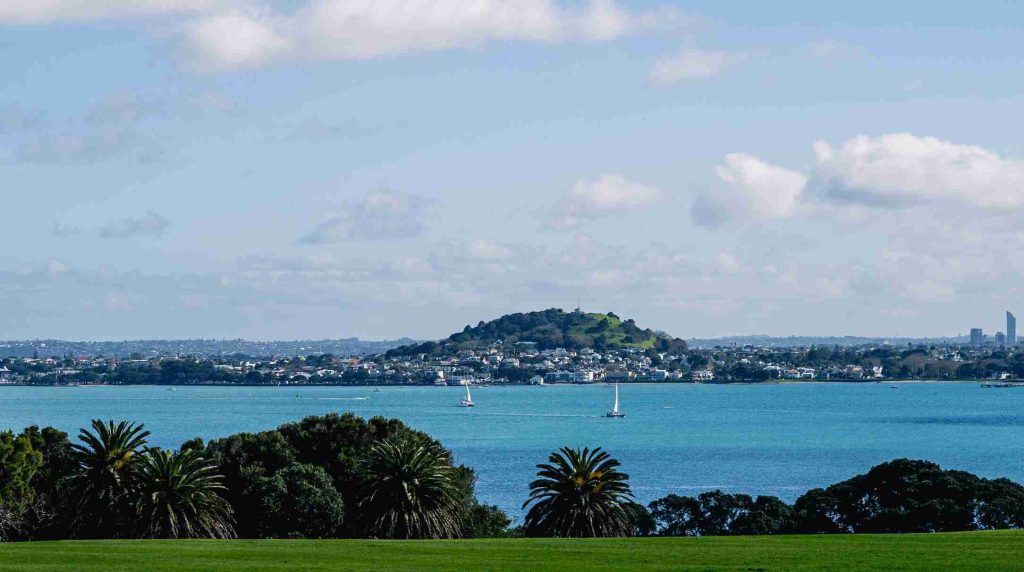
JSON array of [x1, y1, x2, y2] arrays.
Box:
[[2, 382, 1022, 519]]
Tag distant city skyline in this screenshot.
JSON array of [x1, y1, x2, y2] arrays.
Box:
[[2, 2, 1024, 341]]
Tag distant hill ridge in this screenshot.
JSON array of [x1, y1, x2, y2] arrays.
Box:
[[387, 308, 687, 356]]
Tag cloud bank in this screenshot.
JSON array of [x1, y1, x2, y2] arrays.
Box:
[[694, 133, 1024, 226], [300, 190, 432, 244], [553, 173, 663, 228]]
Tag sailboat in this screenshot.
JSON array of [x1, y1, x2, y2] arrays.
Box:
[[606, 382, 624, 418], [460, 383, 475, 407]]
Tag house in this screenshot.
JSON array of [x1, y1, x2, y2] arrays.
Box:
[[604, 371, 633, 383], [691, 370, 714, 382]]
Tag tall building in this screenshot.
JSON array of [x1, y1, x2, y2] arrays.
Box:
[[970, 328, 984, 347], [1008, 312, 1017, 345], [996, 332, 1007, 346]]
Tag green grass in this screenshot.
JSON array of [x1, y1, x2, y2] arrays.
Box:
[[2, 532, 1023, 571]]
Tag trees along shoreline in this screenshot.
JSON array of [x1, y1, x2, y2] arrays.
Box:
[[1, 414, 1024, 540]]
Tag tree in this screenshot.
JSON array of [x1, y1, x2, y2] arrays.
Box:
[[0, 431, 42, 540], [69, 420, 150, 537], [245, 464, 344, 539], [133, 449, 234, 539], [462, 503, 513, 538], [646, 491, 797, 537], [793, 459, 1024, 533], [357, 439, 462, 539], [18, 426, 76, 540], [647, 494, 702, 536], [451, 466, 511, 538], [276, 413, 434, 516], [522, 447, 635, 538], [200, 430, 296, 537]]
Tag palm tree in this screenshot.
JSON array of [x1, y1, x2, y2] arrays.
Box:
[[69, 419, 150, 536], [522, 446, 636, 537], [357, 439, 462, 539], [134, 449, 235, 539]]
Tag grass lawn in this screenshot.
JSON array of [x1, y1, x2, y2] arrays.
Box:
[[1, 531, 1022, 571]]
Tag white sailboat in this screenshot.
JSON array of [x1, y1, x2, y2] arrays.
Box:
[[460, 383, 474, 407], [606, 382, 624, 418]]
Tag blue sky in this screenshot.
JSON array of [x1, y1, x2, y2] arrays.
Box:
[[1, 1, 1023, 340]]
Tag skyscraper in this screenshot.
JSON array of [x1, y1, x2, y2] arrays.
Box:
[[971, 328, 984, 347], [1008, 312, 1017, 345]]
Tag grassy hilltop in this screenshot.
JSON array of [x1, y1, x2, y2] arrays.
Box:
[[388, 308, 687, 357], [1, 532, 1022, 571]]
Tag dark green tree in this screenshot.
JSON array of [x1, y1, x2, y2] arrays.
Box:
[[793, 459, 1024, 533], [522, 447, 635, 537], [0, 431, 43, 540], [69, 420, 150, 537], [133, 449, 234, 539], [357, 439, 462, 539], [245, 463, 344, 539]]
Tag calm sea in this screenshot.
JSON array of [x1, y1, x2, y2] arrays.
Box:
[[2, 382, 1022, 519]]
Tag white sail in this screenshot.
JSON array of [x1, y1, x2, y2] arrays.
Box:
[[465, 383, 473, 403], [613, 382, 620, 414]]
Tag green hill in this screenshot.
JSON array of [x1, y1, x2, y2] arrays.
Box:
[[387, 308, 686, 356]]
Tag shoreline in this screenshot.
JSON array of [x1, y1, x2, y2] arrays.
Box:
[[0, 379, 1001, 388]]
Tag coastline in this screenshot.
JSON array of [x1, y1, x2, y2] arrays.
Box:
[[0, 378, 1001, 388]]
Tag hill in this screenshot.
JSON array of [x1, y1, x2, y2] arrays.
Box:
[[387, 308, 686, 356]]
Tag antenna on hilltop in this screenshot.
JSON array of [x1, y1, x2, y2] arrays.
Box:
[[575, 293, 582, 314]]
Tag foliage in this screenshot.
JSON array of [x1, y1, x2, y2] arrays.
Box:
[[245, 464, 344, 539], [69, 420, 151, 537], [200, 413, 446, 537], [387, 309, 687, 356], [133, 449, 235, 539], [523, 447, 636, 538], [0, 432, 42, 513], [0, 431, 43, 540], [0, 414, 506, 542], [648, 491, 794, 536], [357, 439, 463, 539], [198, 430, 297, 537], [793, 458, 1024, 533]]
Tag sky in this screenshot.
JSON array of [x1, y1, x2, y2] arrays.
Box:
[[1, 1, 1023, 341]]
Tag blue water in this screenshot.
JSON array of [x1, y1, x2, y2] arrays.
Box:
[[2, 382, 1023, 520]]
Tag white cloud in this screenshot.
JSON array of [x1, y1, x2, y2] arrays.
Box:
[[184, 11, 289, 70], [650, 48, 744, 84], [812, 133, 1024, 209], [692, 153, 808, 226], [300, 189, 432, 243], [558, 174, 663, 226], [0, 0, 228, 24], [0, 0, 675, 70], [98, 211, 171, 239], [695, 133, 1024, 227], [185, 0, 672, 70], [464, 238, 514, 261]]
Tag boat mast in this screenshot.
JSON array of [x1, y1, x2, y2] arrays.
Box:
[[613, 382, 620, 414]]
